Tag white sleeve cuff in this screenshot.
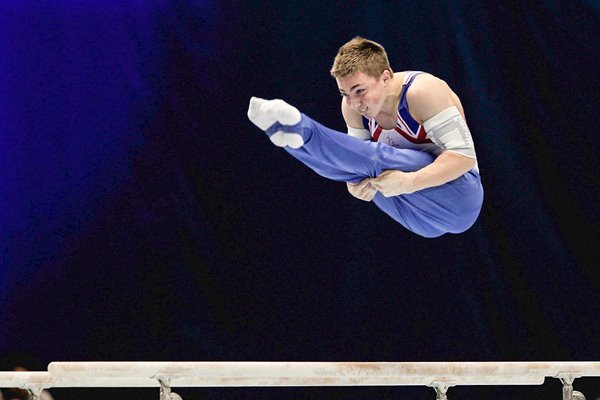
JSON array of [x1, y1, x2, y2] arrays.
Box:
[[347, 126, 371, 140]]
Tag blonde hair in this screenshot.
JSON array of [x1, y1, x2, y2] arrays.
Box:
[[330, 36, 393, 79]]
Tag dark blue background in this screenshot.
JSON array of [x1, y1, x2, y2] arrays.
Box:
[[1, 1, 599, 399]]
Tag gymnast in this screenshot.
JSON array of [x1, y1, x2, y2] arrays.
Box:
[[248, 36, 483, 238]]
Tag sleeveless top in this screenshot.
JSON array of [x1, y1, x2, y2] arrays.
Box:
[[361, 71, 443, 156]]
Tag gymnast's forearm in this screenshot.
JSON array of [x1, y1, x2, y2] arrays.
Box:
[[409, 150, 476, 191]]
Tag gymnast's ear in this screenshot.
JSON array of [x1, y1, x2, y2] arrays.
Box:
[[381, 69, 392, 84]]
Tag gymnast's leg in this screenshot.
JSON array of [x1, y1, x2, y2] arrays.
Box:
[[247, 97, 434, 181], [247, 97, 483, 237]]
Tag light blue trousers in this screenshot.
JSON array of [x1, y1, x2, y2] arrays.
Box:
[[267, 114, 483, 238]]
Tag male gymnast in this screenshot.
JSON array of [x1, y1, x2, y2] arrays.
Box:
[[248, 37, 483, 238]]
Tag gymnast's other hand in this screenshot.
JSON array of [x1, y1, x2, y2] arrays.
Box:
[[347, 178, 377, 202], [370, 170, 416, 197]]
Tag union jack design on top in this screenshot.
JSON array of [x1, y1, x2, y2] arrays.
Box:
[[368, 71, 432, 145]]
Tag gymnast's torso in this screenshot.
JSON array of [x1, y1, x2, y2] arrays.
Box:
[[362, 71, 459, 156]]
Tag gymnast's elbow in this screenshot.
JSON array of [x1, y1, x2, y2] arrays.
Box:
[[442, 149, 477, 171], [457, 152, 477, 171]]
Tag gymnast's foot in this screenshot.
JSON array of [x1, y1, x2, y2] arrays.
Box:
[[247, 97, 304, 149]]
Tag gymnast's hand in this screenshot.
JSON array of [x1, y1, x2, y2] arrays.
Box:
[[347, 179, 377, 202], [370, 170, 416, 197]]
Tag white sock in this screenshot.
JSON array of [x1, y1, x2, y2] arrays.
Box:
[[247, 97, 301, 130], [269, 130, 304, 149]]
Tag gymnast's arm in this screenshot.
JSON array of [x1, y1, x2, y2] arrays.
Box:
[[370, 76, 476, 196], [341, 98, 378, 202]]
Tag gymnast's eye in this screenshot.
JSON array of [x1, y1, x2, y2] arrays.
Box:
[[356, 89, 365, 95], [340, 92, 348, 97]]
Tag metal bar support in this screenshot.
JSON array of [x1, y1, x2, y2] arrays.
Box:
[[559, 376, 586, 400], [158, 377, 183, 400], [429, 382, 452, 400], [26, 387, 44, 400]]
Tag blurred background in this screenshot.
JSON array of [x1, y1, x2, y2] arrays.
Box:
[[1, 1, 599, 399]]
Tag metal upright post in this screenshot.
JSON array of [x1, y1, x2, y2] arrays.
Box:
[[430, 382, 451, 400], [158, 377, 183, 400], [560, 376, 586, 400]]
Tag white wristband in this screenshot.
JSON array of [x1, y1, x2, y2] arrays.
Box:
[[347, 126, 371, 140]]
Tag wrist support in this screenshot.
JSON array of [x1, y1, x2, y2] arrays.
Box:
[[347, 126, 371, 140]]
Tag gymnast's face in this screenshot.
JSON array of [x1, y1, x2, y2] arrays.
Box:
[[337, 70, 391, 118]]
